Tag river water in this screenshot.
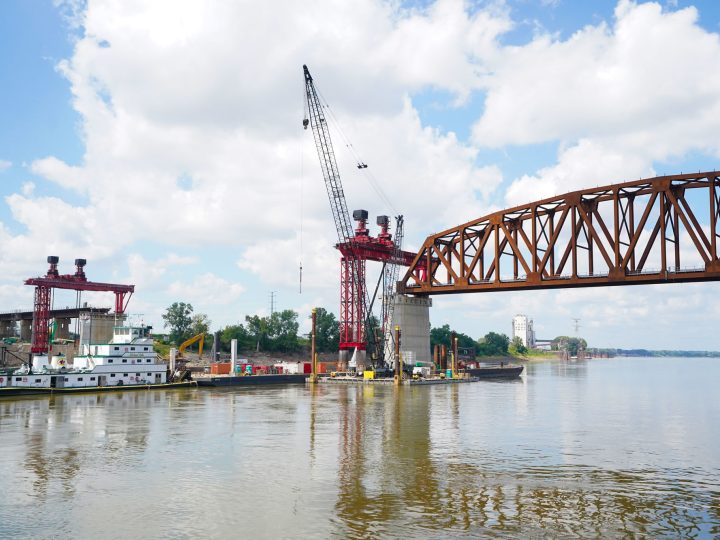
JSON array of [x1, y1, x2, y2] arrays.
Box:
[[0, 356, 718, 539]]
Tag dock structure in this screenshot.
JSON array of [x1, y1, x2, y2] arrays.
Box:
[[313, 376, 479, 386]]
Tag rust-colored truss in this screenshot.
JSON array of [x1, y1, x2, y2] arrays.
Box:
[[399, 172, 720, 295]]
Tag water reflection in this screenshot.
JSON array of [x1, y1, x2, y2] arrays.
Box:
[[0, 359, 717, 539], [314, 382, 718, 538]]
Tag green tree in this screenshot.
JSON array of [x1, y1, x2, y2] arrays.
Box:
[[551, 336, 587, 356], [267, 310, 300, 352], [190, 313, 211, 336], [477, 332, 510, 356], [162, 302, 194, 344], [220, 324, 254, 352], [314, 308, 339, 352], [245, 315, 268, 352], [510, 336, 528, 355], [430, 324, 476, 351], [430, 324, 452, 350]]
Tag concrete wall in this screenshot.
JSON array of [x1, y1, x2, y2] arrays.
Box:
[[385, 294, 432, 365]]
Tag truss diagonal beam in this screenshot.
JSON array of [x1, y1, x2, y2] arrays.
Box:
[[399, 172, 720, 295]]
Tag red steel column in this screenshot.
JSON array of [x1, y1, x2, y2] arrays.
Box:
[[31, 285, 51, 354]]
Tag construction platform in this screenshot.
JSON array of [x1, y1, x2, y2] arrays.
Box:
[[311, 376, 479, 386]]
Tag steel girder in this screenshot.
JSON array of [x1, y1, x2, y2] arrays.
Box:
[[399, 172, 720, 295]]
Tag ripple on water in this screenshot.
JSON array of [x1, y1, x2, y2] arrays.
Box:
[[0, 358, 718, 539]]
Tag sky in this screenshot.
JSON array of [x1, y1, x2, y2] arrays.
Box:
[[1, 0, 719, 350]]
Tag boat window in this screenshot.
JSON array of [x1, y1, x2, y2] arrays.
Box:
[[144, 347, 149, 351], [108, 359, 113, 363], [147, 359, 151, 363], [136, 373, 141, 376], [78, 377, 83, 381], [124, 374, 129, 377], [114, 347, 119, 351], [122, 359, 127, 363], [64, 378, 69, 382], [110, 374, 116, 377], [131, 347, 135, 351], [35, 379, 41, 383], [90, 377, 96, 381]]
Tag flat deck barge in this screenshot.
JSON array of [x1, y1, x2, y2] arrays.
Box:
[[0, 380, 197, 398], [314, 376, 480, 386], [463, 365, 524, 379], [195, 374, 307, 387]]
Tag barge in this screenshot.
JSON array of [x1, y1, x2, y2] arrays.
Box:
[[463, 364, 524, 379], [195, 374, 307, 387]]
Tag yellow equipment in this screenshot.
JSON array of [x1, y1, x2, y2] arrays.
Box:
[[178, 333, 205, 360]]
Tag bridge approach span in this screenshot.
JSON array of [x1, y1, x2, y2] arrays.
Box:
[[399, 172, 720, 295]]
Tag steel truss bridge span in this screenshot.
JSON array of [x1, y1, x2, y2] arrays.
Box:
[[399, 172, 720, 295]]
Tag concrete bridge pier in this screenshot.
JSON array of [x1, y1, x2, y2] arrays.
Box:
[[20, 320, 32, 341], [54, 318, 71, 340], [0, 321, 15, 338], [385, 294, 432, 365]]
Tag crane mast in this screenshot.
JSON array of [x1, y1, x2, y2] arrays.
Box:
[[303, 65, 369, 358]]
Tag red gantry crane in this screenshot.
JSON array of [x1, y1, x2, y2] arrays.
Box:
[[302, 65, 423, 366], [25, 256, 135, 354]]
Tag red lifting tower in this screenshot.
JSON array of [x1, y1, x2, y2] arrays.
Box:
[[25, 256, 135, 354]]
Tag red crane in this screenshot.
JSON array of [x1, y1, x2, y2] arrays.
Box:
[[25, 256, 135, 354], [302, 65, 423, 365]]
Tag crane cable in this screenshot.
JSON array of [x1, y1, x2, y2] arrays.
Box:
[[315, 88, 398, 215], [299, 83, 306, 294]]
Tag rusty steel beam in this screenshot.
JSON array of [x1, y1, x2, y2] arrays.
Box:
[[399, 171, 720, 295]]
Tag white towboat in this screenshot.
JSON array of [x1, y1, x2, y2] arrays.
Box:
[[0, 324, 195, 396]]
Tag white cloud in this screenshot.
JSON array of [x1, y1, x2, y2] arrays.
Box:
[[505, 138, 654, 206], [167, 273, 245, 307], [474, 2, 720, 150], [2, 0, 506, 299], [127, 252, 198, 291], [474, 1, 720, 206], [21, 182, 35, 196], [3, 0, 720, 349]]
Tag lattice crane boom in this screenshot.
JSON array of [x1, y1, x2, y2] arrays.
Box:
[[303, 64, 369, 351], [303, 65, 355, 244]]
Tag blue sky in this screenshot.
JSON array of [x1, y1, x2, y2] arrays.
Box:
[[1, 0, 720, 349]]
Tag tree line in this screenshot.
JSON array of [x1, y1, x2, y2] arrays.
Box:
[[161, 303, 340, 354], [430, 324, 514, 357], [162, 302, 576, 358]]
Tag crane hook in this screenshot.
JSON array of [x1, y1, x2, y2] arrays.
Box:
[[303, 118, 309, 130]]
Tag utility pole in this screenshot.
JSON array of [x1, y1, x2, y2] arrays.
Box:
[[269, 291, 276, 316], [572, 318, 581, 336]]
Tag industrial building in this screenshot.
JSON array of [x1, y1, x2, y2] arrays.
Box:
[[512, 314, 535, 348]]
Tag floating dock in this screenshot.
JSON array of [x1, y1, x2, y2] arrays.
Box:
[[313, 376, 479, 386], [195, 374, 307, 387]]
